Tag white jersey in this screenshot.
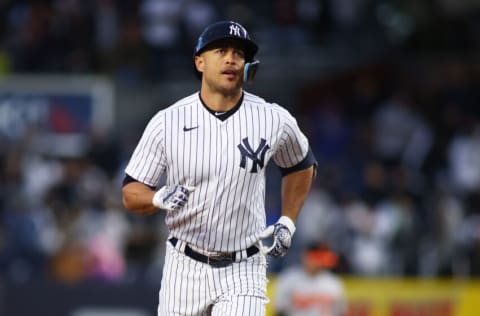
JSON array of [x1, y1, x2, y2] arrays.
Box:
[[274, 268, 347, 316], [125, 91, 310, 252]]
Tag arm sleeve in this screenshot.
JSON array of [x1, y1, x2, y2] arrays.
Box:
[[278, 146, 316, 176], [122, 174, 156, 190], [124, 112, 167, 187]]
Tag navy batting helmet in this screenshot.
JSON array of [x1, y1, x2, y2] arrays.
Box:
[[193, 21, 260, 82], [194, 21, 258, 62]]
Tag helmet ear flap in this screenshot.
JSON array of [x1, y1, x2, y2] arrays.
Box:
[[244, 60, 260, 83]]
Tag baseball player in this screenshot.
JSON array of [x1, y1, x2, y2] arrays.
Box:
[[122, 20, 316, 316], [274, 242, 347, 316]]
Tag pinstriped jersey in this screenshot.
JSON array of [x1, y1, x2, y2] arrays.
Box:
[[125, 91, 311, 252]]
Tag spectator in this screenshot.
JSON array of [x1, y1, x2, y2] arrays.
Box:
[[182, 0, 218, 50], [139, 0, 184, 79], [447, 122, 480, 196], [372, 89, 432, 170], [274, 241, 347, 316]]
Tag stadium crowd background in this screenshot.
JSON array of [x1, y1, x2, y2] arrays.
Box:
[[0, 0, 480, 287]]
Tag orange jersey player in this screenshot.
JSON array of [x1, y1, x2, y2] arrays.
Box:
[[274, 242, 347, 316]]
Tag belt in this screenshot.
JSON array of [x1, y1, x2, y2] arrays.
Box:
[[169, 237, 259, 268]]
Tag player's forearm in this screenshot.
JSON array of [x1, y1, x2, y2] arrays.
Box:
[[122, 182, 158, 215], [280, 166, 314, 222]]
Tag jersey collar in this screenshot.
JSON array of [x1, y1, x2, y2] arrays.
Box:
[[199, 92, 244, 121]]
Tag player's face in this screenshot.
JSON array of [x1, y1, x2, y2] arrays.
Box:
[[195, 40, 246, 94]]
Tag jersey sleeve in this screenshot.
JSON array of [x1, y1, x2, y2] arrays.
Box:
[[272, 109, 315, 175], [124, 111, 166, 187]]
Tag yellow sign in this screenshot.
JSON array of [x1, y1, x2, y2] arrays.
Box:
[[267, 276, 480, 316]]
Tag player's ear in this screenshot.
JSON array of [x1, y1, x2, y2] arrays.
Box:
[[194, 55, 204, 74]]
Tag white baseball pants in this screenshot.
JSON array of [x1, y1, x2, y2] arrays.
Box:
[[158, 239, 268, 316]]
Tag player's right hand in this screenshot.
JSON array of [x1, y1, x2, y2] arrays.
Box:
[[152, 184, 195, 211]]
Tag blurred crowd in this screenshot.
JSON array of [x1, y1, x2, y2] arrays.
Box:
[[1, 0, 477, 82], [0, 0, 330, 83], [289, 59, 480, 278], [1, 0, 480, 285]]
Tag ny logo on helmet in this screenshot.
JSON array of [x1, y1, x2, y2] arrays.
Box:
[[238, 138, 270, 173], [229, 24, 242, 37]]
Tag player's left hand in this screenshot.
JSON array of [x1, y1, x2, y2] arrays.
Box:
[[258, 216, 296, 258]]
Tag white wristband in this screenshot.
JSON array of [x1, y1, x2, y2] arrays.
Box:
[[278, 216, 296, 235]]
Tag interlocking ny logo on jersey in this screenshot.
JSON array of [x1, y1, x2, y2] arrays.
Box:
[[238, 138, 270, 173]]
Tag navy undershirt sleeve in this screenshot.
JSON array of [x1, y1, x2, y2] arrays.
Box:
[[122, 174, 156, 190], [277, 147, 317, 177]]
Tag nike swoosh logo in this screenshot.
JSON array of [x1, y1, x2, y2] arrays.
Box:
[[183, 126, 199, 132]]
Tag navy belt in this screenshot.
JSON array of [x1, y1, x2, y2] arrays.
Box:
[[169, 237, 259, 268]]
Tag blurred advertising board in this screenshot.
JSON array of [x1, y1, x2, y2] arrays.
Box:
[[267, 277, 480, 316], [0, 75, 114, 156]]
